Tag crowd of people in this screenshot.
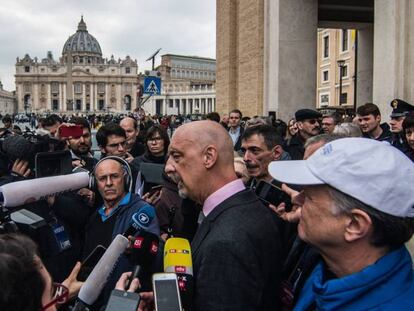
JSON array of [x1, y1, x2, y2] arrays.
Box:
[[0, 97, 413, 310]]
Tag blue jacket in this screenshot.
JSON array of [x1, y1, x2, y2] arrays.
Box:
[[294, 246, 414, 311]]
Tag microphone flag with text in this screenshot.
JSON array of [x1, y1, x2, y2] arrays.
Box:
[[164, 237, 194, 311]]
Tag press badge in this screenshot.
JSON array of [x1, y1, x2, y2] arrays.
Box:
[[51, 222, 72, 252]]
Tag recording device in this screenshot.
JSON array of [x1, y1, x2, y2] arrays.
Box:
[[153, 273, 183, 311], [148, 185, 163, 196], [1, 130, 65, 169], [59, 124, 83, 138], [35, 150, 72, 178], [123, 205, 156, 238], [254, 180, 292, 212], [164, 238, 193, 311], [78, 245, 107, 282], [140, 163, 164, 185], [74, 208, 156, 308], [0, 171, 90, 207], [104, 289, 141, 311]]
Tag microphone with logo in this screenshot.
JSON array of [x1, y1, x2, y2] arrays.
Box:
[[164, 238, 194, 311], [72, 206, 156, 310], [124, 208, 160, 288]]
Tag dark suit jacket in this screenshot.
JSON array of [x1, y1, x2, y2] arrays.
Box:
[[191, 189, 283, 311], [229, 126, 244, 152]]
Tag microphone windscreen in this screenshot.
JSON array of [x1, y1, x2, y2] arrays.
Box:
[[78, 235, 129, 305], [164, 238, 193, 275], [2, 135, 34, 160], [0, 171, 90, 207], [123, 205, 156, 237]]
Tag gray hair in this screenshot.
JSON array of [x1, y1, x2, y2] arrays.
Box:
[[304, 133, 345, 149], [327, 186, 414, 249], [333, 122, 362, 137]]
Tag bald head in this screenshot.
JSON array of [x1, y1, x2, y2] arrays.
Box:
[[120, 117, 139, 150], [174, 120, 234, 165], [166, 121, 237, 203]]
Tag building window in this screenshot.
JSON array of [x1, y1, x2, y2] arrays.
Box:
[[341, 65, 348, 78], [86, 68, 90, 73], [340, 93, 348, 104], [52, 99, 59, 111], [323, 36, 329, 58], [51, 82, 59, 94], [24, 66, 30, 73], [86, 103, 90, 111], [341, 29, 349, 52], [169, 99, 173, 108], [98, 99, 105, 110], [322, 70, 329, 82], [97, 83, 105, 94], [74, 83, 82, 94], [126, 67, 131, 74], [320, 93, 329, 106], [75, 99, 82, 110]]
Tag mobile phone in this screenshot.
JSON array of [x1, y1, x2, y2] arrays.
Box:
[[59, 124, 83, 138], [148, 185, 163, 196], [254, 180, 292, 212], [152, 273, 182, 311], [78, 245, 107, 282], [104, 289, 141, 311]]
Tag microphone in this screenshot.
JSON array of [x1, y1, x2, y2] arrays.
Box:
[[75, 207, 157, 307], [74, 234, 130, 309], [123, 205, 156, 237], [164, 238, 193, 311], [0, 171, 90, 207]]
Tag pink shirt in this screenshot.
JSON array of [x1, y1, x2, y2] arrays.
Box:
[[203, 179, 246, 217]]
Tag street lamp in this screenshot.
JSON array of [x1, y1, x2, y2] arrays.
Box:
[[337, 60, 345, 105]]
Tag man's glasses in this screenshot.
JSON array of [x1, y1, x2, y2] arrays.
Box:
[[107, 141, 127, 148], [41, 283, 69, 310], [304, 119, 319, 125]]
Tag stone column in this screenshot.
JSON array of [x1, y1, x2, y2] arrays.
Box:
[[356, 25, 373, 107], [373, 0, 414, 116], [263, 0, 318, 121]]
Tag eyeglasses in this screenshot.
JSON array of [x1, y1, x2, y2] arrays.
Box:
[[41, 283, 69, 310], [107, 141, 127, 148], [304, 119, 319, 125], [148, 136, 163, 143]]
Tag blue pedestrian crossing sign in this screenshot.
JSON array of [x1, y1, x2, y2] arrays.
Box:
[[143, 76, 161, 95]]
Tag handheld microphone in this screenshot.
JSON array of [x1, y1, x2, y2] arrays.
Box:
[[75, 207, 157, 307], [123, 204, 156, 237], [164, 238, 193, 311], [75, 234, 130, 308], [0, 171, 90, 207]]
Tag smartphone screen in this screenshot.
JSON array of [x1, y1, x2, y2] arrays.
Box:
[[105, 290, 140, 311], [78, 245, 107, 281], [153, 276, 182, 311]]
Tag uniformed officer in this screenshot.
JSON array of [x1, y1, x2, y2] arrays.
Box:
[[389, 99, 414, 152]]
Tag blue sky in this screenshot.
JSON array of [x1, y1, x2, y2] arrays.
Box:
[[0, 0, 216, 90]]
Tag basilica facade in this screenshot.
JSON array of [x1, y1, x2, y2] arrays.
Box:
[[15, 17, 139, 114]]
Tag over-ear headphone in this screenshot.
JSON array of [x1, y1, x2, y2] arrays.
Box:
[[90, 156, 133, 193]]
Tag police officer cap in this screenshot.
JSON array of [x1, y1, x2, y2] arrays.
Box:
[[390, 99, 414, 118], [295, 109, 322, 122]]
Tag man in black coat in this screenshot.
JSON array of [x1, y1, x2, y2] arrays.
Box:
[[165, 120, 283, 310]]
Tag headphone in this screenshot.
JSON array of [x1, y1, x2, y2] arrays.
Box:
[[90, 156, 133, 193]]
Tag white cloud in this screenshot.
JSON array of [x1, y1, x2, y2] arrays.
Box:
[[0, 0, 216, 90]]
